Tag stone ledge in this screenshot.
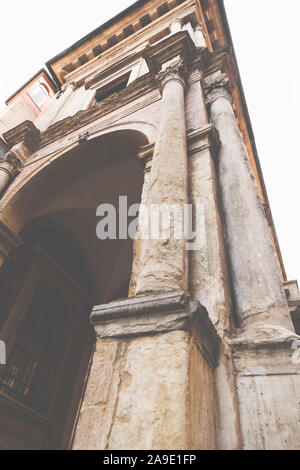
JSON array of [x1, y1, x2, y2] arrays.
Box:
[[92, 290, 188, 324], [91, 290, 221, 367]]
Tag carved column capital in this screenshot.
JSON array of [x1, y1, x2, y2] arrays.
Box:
[[204, 73, 232, 106], [0, 151, 24, 178], [156, 56, 187, 92], [0, 142, 27, 178]]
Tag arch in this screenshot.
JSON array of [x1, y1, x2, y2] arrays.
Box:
[[0, 127, 149, 235], [0, 127, 147, 305]]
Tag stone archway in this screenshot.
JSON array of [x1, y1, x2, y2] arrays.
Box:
[[0, 129, 147, 449]]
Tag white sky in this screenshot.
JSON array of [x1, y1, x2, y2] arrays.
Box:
[[0, 1, 299, 283]]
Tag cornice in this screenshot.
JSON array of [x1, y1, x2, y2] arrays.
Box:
[[51, 1, 198, 87], [144, 30, 196, 75], [3, 121, 40, 153]]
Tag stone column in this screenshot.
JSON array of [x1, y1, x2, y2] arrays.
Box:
[[135, 56, 188, 294], [204, 72, 294, 331]]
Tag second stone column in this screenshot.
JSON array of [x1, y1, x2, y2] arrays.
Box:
[[135, 56, 189, 294]]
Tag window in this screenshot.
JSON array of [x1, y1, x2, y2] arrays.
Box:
[[28, 83, 49, 108], [95, 72, 131, 103]]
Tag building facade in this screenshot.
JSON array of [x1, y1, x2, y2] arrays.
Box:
[[0, 0, 299, 450]]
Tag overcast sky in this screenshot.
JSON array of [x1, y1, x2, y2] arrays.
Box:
[[0, 1, 299, 283]]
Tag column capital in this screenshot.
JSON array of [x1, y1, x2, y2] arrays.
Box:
[[204, 73, 232, 106], [156, 56, 187, 92], [0, 143, 27, 178]]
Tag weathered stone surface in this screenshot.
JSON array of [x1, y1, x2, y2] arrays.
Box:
[[92, 291, 191, 337], [236, 373, 300, 450], [231, 331, 300, 450], [108, 331, 190, 450], [73, 319, 219, 450], [91, 293, 221, 370], [72, 341, 125, 450], [3, 121, 40, 152], [188, 337, 216, 449], [214, 345, 243, 450], [188, 125, 231, 331]]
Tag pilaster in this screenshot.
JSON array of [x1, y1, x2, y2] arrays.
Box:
[[73, 292, 220, 450]]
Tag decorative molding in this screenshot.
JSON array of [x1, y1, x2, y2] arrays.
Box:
[[92, 290, 188, 323], [137, 124, 220, 173], [91, 290, 221, 367], [55, 1, 198, 87], [3, 121, 40, 152]]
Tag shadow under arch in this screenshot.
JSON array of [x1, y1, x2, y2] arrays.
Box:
[[0, 222, 96, 449], [0, 128, 148, 449], [20, 217, 98, 303], [1, 128, 147, 302]]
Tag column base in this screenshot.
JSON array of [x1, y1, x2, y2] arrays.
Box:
[[230, 324, 300, 449]]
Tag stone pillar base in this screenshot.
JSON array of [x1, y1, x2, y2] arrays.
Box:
[[72, 291, 220, 450], [230, 325, 300, 449]]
